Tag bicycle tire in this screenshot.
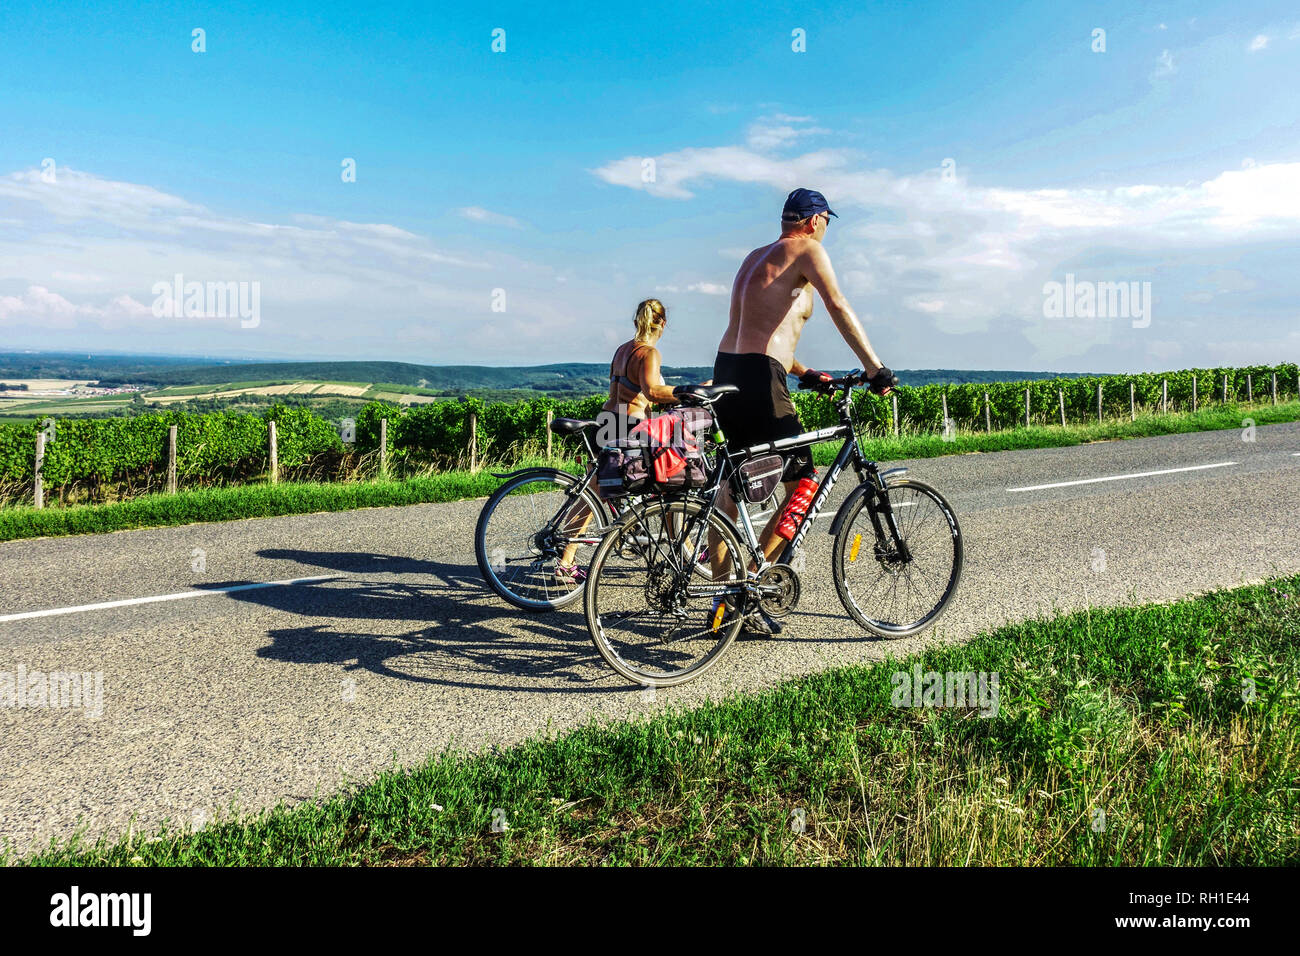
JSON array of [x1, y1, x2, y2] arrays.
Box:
[[831, 479, 962, 638], [584, 497, 746, 687], [475, 469, 610, 611]]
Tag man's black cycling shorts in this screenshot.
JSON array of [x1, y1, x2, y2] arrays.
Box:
[[711, 351, 816, 482]]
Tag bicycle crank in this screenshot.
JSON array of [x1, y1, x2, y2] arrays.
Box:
[[755, 563, 801, 618]]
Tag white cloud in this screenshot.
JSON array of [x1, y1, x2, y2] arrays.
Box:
[[594, 138, 1300, 367], [458, 206, 524, 228], [0, 286, 151, 329], [594, 146, 848, 200], [1248, 34, 1270, 51], [0, 166, 601, 361], [745, 114, 831, 151], [687, 282, 729, 295], [907, 297, 946, 313], [1152, 49, 1176, 77]]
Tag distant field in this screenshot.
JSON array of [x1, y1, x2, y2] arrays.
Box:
[[148, 380, 389, 403], [0, 378, 93, 391], [0, 378, 441, 419], [3, 351, 1096, 396], [0, 393, 136, 416]]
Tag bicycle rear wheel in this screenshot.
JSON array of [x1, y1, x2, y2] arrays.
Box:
[[475, 469, 608, 611], [584, 498, 746, 687], [832, 479, 962, 638]]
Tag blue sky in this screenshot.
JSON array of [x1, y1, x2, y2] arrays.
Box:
[[1, 0, 1298, 371]]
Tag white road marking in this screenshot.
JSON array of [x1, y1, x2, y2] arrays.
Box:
[[0, 575, 341, 624], [1008, 461, 1238, 493]]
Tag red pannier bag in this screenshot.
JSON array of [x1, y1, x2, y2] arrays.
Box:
[[596, 408, 712, 498]]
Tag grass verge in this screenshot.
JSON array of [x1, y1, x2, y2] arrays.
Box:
[[13, 574, 1299, 866], [0, 463, 577, 543], [3, 401, 1297, 542]]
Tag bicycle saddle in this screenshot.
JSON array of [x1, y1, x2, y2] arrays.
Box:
[[673, 384, 739, 403], [550, 417, 599, 435]]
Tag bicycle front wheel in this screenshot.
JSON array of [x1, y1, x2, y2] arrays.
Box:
[[475, 469, 608, 611], [832, 479, 962, 638], [584, 498, 746, 687]]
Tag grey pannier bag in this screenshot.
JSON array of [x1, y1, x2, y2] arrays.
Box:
[[596, 442, 651, 498]]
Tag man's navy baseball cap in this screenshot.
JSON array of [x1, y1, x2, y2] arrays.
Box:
[[781, 187, 838, 223]]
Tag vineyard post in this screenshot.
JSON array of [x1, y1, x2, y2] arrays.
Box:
[[469, 411, 478, 472], [983, 391, 990, 432], [1222, 374, 1228, 404], [1192, 376, 1197, 413], [1247, 374, 1253, 404], [168, 425, 177, 494], [1058, 389, 1065, 427], [1130, 382, 1135, 422], [1162, 379, 1168, 414], [545, 408, 553, 459], [1096, 383, 1102, 423], [380, 418, 388, 479], [1272, 373, 1277, 406], [892, 395, 899, 437], [1024, 388, 1030, 428], [34, 429, 45, 509], [268, 421, 278, 485], [941, 391, 948, 435]]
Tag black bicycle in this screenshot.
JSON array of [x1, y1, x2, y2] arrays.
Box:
[[474, 414, 780, 611], [582, 372, 964, 686]]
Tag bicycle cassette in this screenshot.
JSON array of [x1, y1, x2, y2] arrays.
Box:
[[756, 563, 801, 617]]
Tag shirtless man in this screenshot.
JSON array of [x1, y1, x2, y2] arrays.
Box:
[[709, 188, 895, 630]]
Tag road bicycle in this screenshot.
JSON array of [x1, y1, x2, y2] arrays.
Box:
[[582, 372, 964, 686], [474, 414, 780, 611]]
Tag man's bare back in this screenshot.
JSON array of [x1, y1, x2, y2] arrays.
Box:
[[717, 238, 817, 371], [716, 195, 885, 378]]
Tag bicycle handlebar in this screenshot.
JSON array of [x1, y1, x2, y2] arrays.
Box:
[[797, 369, 863, 393], [797, 367, 898, 396]]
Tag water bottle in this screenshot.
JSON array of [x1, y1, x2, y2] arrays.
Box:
[[776, 476, 818, 540]]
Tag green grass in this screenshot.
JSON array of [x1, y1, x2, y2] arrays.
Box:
[[13, 574, 1298, 866], [0, 461, 577, 542], [3, 401, 1297, 542]]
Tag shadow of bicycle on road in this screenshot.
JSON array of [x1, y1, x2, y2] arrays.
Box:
[[209, 549, 616, 693]]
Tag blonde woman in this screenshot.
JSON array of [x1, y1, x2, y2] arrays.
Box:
[[556, 298, 689, 583], [604, 298, 682, 426]]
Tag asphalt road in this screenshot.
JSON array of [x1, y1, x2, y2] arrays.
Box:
[[2, 422, 1298, 855]]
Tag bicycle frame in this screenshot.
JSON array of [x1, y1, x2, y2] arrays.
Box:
[[691, 387, 910, 575], [489, 426, 620, 552]]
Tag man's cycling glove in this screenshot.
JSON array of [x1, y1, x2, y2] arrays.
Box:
[[868, 366, 899, 395]]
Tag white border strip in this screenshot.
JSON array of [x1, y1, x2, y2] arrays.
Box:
[[1008, 461, 1238, 493], [0, 575, 340, 624]]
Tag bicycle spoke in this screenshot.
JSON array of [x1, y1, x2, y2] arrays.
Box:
[[586, 500, 745, 684], [478, 473, 605, 610], [836, 482, 960, 634]]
